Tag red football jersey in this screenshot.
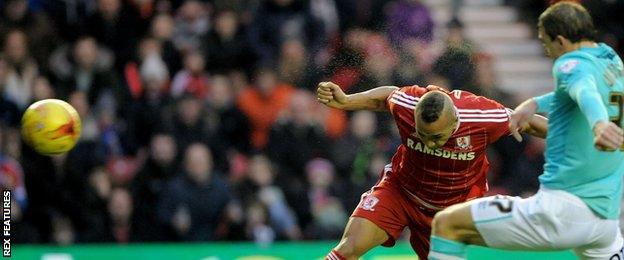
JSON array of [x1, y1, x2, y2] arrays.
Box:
[[385, 85, 511, 209]]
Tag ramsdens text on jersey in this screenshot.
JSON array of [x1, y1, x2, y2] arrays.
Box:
[[406, 138, 475, 160]]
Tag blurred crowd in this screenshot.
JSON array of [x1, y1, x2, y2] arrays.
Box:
[[514, 0, 624, 54], [0, 0, 621, 245]]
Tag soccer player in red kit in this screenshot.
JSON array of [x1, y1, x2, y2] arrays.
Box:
[[316, 82, 548, 260]]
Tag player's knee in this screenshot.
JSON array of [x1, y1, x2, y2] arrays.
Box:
[[334, 237, 367, 258], [432, 210, 457, 238]]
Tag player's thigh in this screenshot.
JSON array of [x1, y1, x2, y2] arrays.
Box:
[[350, 182, 411, 246], [432, 200, 486, 245], [335, 216, 390, 255], [574, 222, 624, 260], [468, 194, 551, 249], [472, 190, 600, 250]]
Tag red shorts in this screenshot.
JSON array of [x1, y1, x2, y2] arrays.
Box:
[[352, 178, 437, 259]]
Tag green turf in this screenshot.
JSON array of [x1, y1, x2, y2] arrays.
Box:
[[11, 242, 577, 260]]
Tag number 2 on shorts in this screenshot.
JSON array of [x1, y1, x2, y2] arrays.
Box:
[[489, 195, 513, 213]]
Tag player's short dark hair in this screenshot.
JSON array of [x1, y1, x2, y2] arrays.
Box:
[[417, 92, 446, 123], [538, 2, 596, 43]]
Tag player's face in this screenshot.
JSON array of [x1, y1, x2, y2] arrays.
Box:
[[416, 110, 459, 149], [538, 25, 563, 59]]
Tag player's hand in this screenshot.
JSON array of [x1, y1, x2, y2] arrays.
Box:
[[317, 82, 348, 109], [509, 99, 538, 142], [593, 121, 624, 151]]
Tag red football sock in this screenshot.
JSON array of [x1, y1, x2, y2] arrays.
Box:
[[326, 249, 346, 260]]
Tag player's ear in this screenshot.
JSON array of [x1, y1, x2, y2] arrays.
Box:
[[555, 35, 567, 46]]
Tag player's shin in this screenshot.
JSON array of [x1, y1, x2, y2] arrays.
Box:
[[428, 235, 467, 260]]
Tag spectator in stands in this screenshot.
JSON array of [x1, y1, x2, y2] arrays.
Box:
[[54, 38, 134, 153], [77, 166, 113, 242], [237, 67, 295, 150], [124, 37, 167, 100], [472, 53, 515, 106], [202, 9, 257, 75], [304, 158, 347, 239], [64, 90, 106, 176], [325, 28, 375, 94], [132, 133, 177, 241], [2, 29, 38, 109], [277, 39, 319, 90], [69, 91, 100, 143], [51, 214, 75, 245], [49, 36, 120, 106], [150, 13, 182, 73], [163, 94, 213, 153], [1, 123, 21, 160], [385, 0, 434, 46], [248, 0, 325, 66], [309, 0, 340, 41], [0, 55, 20, 128], [170, 51, 210, 99], [205, 75, 251, 170], [131, 52, 173, 147], [172, 0, 210, 53], [84, 0, 143, 71], [331, 110, 377, 177], [432, 18, 477, 91], [158, 143, 231, 241], [393, 39, 429, 87], [362, 33, 398, 87], [267, 90, 328, 179], [20, 133, 63, 243], [0, 0, 60, 65], [31, 76, 56, 102], [266, 91, 330, 228], [0, 126, 37, 242], [239, 154, 302, 240], [245, 201, 275, 246], [107, 188, 134, 243], [333, 0, 388, 30], [331, 111, 378, 207], [128, 0, 158, 21]]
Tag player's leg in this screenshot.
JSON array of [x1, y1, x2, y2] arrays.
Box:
[[327, 217, 389, 260], [428, 200, 487, 260], [431, 202, 486, 245], [573, 221, 624, 260], [429, 193, 545, 260], [326, 181, 409, 260], [430, 188, 619, 259]]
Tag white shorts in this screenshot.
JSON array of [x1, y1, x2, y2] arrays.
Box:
[[471, 188, 624, 260]]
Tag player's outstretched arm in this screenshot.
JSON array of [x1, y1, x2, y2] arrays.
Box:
[[524, 114, 548, 139], [316, 81, 398, 111], [566, 75, 624, 150], [509, 98, 549, 141]]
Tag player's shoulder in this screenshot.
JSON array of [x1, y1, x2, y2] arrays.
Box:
[[388, 85, 426, 111], [393, 85, 427, 98], [554, 51, 596, 76], [453, 90, 510, 127], [451, 90, 504, 109]]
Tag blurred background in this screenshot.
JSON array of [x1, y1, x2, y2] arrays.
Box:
[[0, 0, 623, 258]]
